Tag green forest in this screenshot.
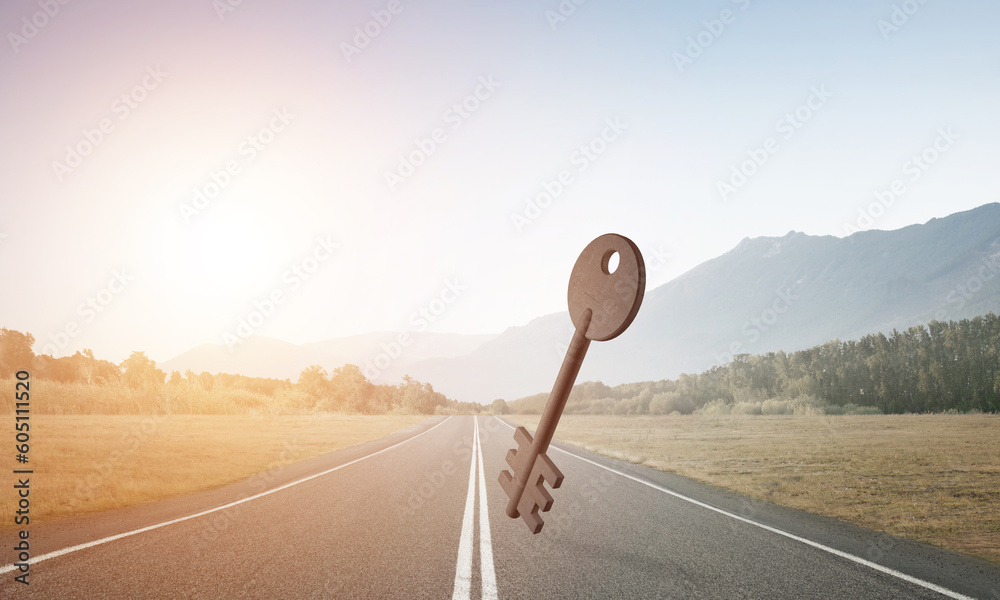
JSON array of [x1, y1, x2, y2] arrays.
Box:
[[0, 328, 497, 415], [512, 314, 1000, 415]]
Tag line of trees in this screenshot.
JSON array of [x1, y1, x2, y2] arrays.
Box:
[[513, 314, 1000, 415], [295, 365, 475, 414], [0, 329, 140, 385], [10, 310, 1000, 416], [0, 328, 483, 415]]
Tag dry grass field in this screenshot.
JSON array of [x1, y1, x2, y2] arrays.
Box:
[[507, 414, 1000, 564], [0, 414, 427, 523]]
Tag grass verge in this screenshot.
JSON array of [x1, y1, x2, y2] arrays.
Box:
[[506, 413, 1000, 564], [1, 414, 427, 524]]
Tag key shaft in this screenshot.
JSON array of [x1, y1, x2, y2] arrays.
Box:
[[504, 308, 592, 519]]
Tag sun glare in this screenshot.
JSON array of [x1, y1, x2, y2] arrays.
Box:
[[150, 207, 281, 309]]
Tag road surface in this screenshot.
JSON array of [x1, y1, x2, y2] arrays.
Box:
[[2, 416, 997, 599]]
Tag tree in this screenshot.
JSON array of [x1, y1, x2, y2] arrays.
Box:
[[198, 371, 214, 391], [330, 364, 376, 413], [0, 328, 35, 378], [42, 354, 81, 383], [488, 398, 513, 415], [120, 351, 165, 388], [297, 365, 329, 400], [398, 375, 447, 414], [76, 349, 120, 384]]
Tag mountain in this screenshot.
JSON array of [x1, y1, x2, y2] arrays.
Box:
[[161, 204, 1000, 404], [400, 203, 1000, 402], [159, 332, 497, 381], [159, 336, 318, 381]]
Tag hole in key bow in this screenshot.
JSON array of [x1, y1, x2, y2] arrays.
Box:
[[602, 250, 620, 275]]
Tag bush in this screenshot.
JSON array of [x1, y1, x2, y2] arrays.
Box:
[[761, 399, 792, 415], [696, 399, 732, 416], [790, 394, 826, 416], [731, 402, 763, 415], [842, 403, 882, 415], [649, 392, 696, 415]]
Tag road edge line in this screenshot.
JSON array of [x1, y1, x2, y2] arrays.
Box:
[[493, 418, 976, 600], [0, 416, 453, 575]]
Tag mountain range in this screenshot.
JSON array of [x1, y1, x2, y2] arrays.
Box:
[[162, 203, 1000, 403]]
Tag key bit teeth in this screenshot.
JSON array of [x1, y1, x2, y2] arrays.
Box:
[[536, 452, 564, 489], [526, 466, 557, 511], [531, 482, 555, 512], [513, 426, 534, 447], [520, 504, 544, 534], [498, 469, 514, 492], [505, 448, 518, 469]]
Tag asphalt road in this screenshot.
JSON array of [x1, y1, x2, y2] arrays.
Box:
[[2, 415, 998, 599]]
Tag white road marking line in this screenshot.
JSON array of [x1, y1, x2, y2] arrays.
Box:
[[452, 417, 499, 600], [493, 418, 976, 600], [476, 418, 499, 600], [0, 416, 454, 576], [452, 418, 478, 600]]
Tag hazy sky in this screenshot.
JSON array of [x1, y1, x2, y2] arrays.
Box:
[[2, 0, 999, 363]]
